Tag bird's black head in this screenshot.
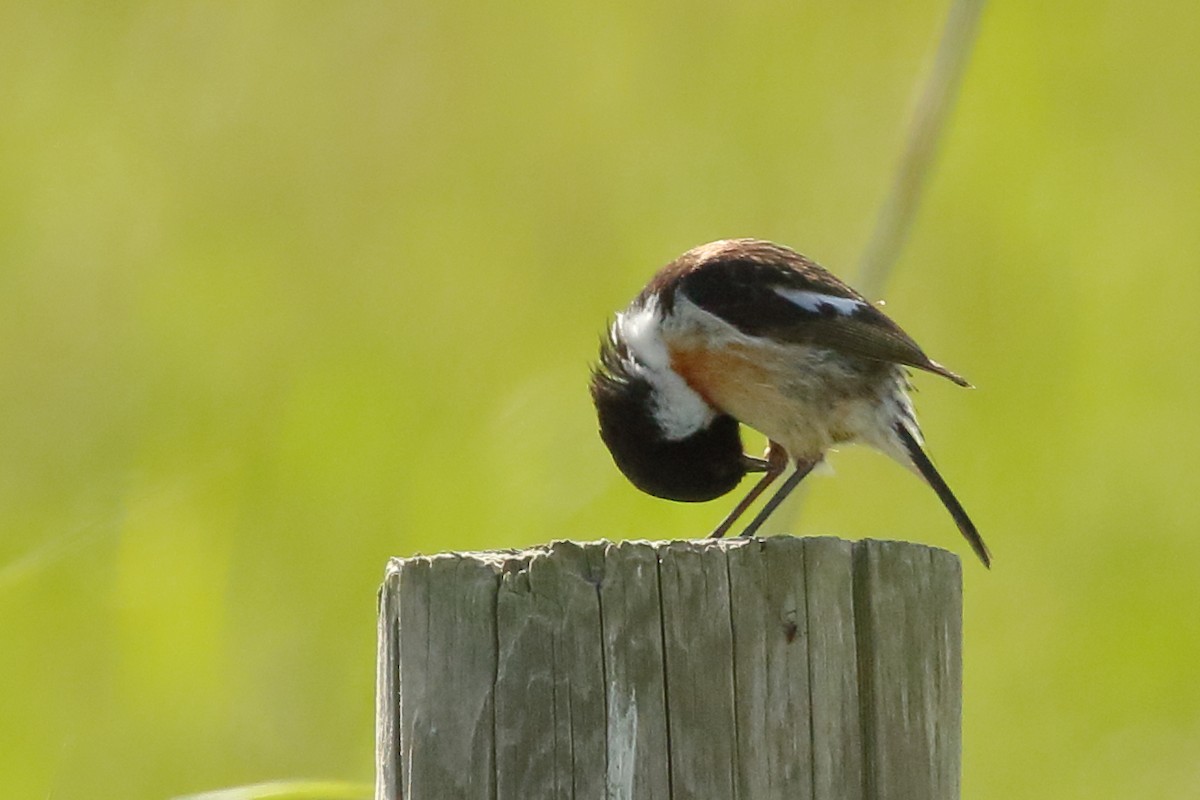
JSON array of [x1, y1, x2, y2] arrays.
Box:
[[589, 331, 748, 502]]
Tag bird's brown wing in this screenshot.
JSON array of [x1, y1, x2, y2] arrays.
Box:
[[672, 239, 969, 386]]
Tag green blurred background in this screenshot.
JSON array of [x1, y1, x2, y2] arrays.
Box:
[[3, 2, 1198, 798]]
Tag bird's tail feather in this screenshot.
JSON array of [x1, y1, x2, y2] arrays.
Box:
[[894, 421, 991, 568]]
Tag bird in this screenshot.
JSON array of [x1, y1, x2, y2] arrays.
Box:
[[589, 238, 991, 567]]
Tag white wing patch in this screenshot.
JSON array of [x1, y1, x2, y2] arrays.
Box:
[[773, 287, 867, 316]]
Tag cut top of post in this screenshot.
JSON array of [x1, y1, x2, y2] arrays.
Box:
[[376, 536, 963, 800]]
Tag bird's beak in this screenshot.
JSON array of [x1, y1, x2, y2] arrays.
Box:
[[741, 454, 770, 473]]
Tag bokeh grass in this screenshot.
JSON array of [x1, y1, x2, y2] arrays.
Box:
[[3, 2, 1199, 798]]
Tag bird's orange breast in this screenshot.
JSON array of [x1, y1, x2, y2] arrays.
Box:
[[668, 340, 781, 420], [665, 336, 861, 461]]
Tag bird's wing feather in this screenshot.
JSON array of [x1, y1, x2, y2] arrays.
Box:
[[676, 248, 966, 384]]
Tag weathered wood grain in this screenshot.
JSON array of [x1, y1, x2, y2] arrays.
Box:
[[726, 536, 814, 800], [853, 539, 963, 800], [393, 552, 508, 800], [804, 537, 865, 800], [376, 537, 964, 800], [494, 541, 608, 799], [599, 540, 672, 800], [657, 541, 738, 799]]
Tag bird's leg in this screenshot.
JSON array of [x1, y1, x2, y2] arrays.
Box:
[[708, 442, 789, 539], [737, 457, 820, 539]]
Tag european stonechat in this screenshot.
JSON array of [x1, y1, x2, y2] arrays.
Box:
[[590, 238, 990, 567]]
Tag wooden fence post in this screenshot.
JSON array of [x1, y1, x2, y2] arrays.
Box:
[[376, 536, 963, 800]]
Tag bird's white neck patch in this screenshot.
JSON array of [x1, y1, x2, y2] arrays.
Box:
[[616, 298, 717, 441]]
